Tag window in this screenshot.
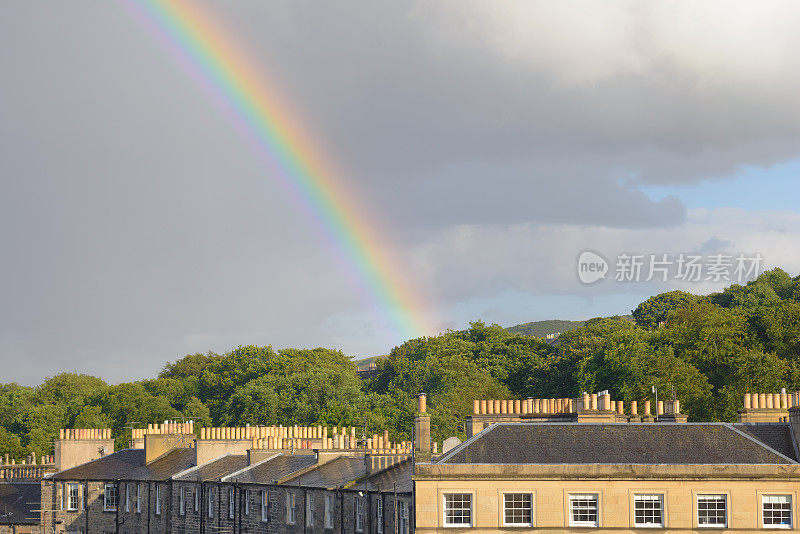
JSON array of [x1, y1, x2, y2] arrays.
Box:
[[125, 483, 130, 513], [229, 487, 235, 519], [306, 492, 315, 527], [136, 484, 141, 513], [356, 496, 365, 532], [503, 493, 533, 526], [67, 483, 80, 511], [569, 494, 598, 527], [208, 487, 214, 518], [155, 485, 162, 515], [325, 494, 334, 529], [400, 501, 410, 534], [103, 483, 117, 511], [443, 493, 472, 527], [179, 487, 186, 516], [634, 494, 663, 527], [245, 489, 250, 516], [286, 491, 297, 524], [59, 483, 64, 511], [763, 495, 792, 528], [698, 494, 726, 527], [194, 486, 199, 512], [377, 499, 384, 534], [261, 490, 269, 522]]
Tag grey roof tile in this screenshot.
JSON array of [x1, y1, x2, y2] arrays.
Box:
[[174, 455, 248, 482], [0, 483, 40, 525], [439, 423, 796, 465], [52, 447, 197, 481], [227, 454, 318, 485], [282, 457, 366, 489], [734, 423, 798, 461]]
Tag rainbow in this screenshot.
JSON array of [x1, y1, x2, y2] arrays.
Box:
[[122, 0, 431, 342]]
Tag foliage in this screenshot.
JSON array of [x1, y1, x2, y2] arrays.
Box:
[[2, 269, 800, 459]]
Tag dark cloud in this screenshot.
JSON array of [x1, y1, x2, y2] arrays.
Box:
[[1, 1, 800, 382]]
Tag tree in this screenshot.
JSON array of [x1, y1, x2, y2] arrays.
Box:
[[632, 291, 698, 329]]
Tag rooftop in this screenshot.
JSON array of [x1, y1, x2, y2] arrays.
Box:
[[438, 423, 798, 465], [51, 448, 197, 482], [0, 483, 40, 525], [224, 454, 318, 485], [174, 454, 248, 482]]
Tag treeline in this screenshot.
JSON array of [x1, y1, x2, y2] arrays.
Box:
[[2, 269, 800, 459]]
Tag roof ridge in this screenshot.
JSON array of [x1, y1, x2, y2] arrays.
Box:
[[726, 424, 798, 464]]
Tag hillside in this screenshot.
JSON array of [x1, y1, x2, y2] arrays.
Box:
[[506, 319, 585, 337]]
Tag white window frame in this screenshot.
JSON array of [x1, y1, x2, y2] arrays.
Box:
[[155, 485, 162, 515], [763, 494, 793, 529], [356, 496, 365, 532], [568, 493, 599, 528], [208, 487, 214, 518], [136, 483, 141, 514], [103, 483, 117, 512], [306, 492, 315, 527], [229, 487, 235, 519], [377, 498, 384, 534], [67, 483, 81, 511], [286, 491, 297, 524], [633, 494, 664, 528], [697, 494, 727, 528], [503, 492, 533, 527], [245, 489, 250, 516], [443, 493, 472, 527], [400, 501, 410, 534], [124, 483, 130, 513], [325, 493, 334, 529], [194, 486, 199, 512], [261, 490, 269, 522], [179, 486, 186, 516]]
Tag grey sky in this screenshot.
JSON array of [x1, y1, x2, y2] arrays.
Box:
[[2, 1, 800, 384]]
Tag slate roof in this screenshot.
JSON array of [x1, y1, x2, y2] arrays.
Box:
[[0, 483, 40, 525], [225, 454, 318, 484], [282, 456, 366, 489], [174, 454, 248, 482], [353, 459, 413, 493], [734, 423, 798, 461], [438, 423, 797, 465], [51, 447, 197, 481]]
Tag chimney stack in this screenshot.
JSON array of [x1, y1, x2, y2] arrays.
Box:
[[414, 393, 431, 455]]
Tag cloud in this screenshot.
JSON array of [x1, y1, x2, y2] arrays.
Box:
[[1, 2, 800, 382]]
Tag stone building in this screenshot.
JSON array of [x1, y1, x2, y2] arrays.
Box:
[[40, 422, 413, 534], [415, 390, 800, 533]]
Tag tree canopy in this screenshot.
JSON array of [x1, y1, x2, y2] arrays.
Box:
[[2, 269, 800, 458]]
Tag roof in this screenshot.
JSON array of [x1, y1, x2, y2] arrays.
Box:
[[282, 456, 366, 489], [438, 423, 798, 465], [734, 423, 798, 461], [174, 454, 247, 482], [353, 459, 413, 493], [52, 447, 197, 481], [225, 454, 318, 484], [0, 483, 40, 525]]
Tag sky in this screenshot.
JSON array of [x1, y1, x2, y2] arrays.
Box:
[[2, 1, 800, 384]]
